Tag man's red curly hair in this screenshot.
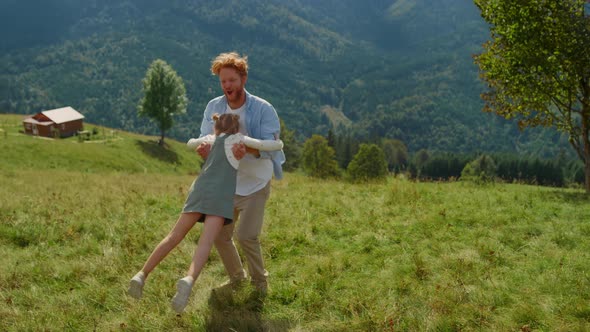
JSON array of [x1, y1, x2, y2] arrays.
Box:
[[210, 52, 248, 77]]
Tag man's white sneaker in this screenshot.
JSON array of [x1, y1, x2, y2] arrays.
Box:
[[171, 277, 194, 313], [128, 271, 146, 299]]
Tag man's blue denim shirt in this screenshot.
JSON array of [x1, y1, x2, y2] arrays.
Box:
[[199, 90, 285, 180]]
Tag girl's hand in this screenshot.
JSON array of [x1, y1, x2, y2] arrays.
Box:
[[232, 142, 246, 160], [196, 143, 211, 159]]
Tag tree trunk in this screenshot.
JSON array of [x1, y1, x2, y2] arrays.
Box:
[[584, 104, 590, 193], [581, 75, 590, 193], [584, 128, 590, 193], [159, 129, 165, 146]]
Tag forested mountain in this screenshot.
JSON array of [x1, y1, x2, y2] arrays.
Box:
[[0, 0, 570, 155]]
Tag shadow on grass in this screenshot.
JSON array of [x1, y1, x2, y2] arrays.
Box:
[[136, 140, 179, 164], [205, 284, 293, 332]]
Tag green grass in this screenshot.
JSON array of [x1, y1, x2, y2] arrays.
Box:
[[0, 114, 200, 175], [1, 115, 590, 331]]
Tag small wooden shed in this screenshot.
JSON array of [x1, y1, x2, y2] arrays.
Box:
[[23, 107, 85, 138]]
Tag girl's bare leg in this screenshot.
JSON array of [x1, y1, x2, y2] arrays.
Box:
[[187, 215, 225, 279], [171, 215, 225, 313], [140, 212, 202, 276], [128, 213, 200, 299]]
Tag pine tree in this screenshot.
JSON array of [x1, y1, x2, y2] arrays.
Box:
[[280, 118, 301, 172]]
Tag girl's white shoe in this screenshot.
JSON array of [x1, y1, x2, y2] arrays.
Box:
[[128, 271, 146, 299], [171, 276, 194, 313]]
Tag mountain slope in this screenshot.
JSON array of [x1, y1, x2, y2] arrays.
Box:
[[0, 0, 570, 156]]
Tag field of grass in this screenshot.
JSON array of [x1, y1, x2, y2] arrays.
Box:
[[0, 114, 200, 175], [2, 114, 590, 331]]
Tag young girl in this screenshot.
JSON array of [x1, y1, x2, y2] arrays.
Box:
[[128, 113, 283, 313]]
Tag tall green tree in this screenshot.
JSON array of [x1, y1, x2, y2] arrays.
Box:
[[474, 0, 590, 191], [301, 135, 340, 178], [280, 118, 301, 172], [333, 130, 359, 169], [381, 138, 408, 172], [138, 59, 188, 146], [326, 128, 336, 148]]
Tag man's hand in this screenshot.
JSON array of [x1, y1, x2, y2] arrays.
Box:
[[232, 142, 247, 160], [245, 146, 260, 158], [196, 143, 211, 159]]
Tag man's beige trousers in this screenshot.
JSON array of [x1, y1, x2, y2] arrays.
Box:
[[214, 182, 270, 290]]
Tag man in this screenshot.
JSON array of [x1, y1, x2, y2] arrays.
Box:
[[197, 52, 284, 294]]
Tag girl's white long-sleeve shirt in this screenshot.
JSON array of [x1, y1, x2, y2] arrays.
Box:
[[187, 133, 284, 170]]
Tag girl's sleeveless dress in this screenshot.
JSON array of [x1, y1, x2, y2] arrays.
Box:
[[182, 134, 236, 224]]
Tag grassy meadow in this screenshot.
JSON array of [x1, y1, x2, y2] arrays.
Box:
[[0, 114, 200, 175], [2, 114, 590, 331]]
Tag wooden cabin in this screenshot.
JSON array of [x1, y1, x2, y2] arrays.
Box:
[[23, 107, 85, 138]]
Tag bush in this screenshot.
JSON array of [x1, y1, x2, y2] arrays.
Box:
[[301, 135, 340, 178], [346, 143, 388, 182], [461, 154, 497, 183]]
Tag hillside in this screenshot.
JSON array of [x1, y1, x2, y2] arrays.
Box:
[[0, 114, 201, 174], [0, 0, 571, 156]]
